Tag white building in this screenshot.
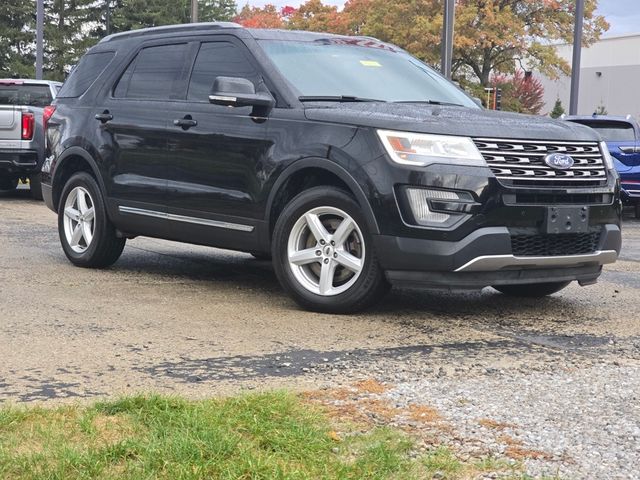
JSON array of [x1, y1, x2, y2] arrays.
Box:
[[540, 33, 640, 118]]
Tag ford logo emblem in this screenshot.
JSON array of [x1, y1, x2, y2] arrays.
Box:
[[544, 153, 574, 170]]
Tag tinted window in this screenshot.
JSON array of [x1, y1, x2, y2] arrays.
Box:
[[573, 120, 636, 142], [57, 52, 115, 98], [115, 44, 188, 99], [0, 84, 52, 107], [259, 39, 478, 107], [187, 42, 257, 101]]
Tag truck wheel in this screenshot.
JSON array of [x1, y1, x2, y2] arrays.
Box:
[[272, 186, 389, 313], [493, 281, 571, 298], [29, 173, 43, 200], [58, 172, 126, 268], [0, 178, 18, 192]]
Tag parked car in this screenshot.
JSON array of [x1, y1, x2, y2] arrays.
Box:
[[0, 79, 61, 198], [564, 114, 640, 218], [42, 23, 622, 313]]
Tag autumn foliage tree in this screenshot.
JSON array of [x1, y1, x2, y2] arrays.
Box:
[[491, 70, 546, 115]]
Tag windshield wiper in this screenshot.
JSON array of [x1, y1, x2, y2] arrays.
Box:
[[395, 100, 464, 107], [299, 95, 386, 103]]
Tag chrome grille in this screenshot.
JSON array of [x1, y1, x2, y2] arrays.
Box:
[[473, 138, 607, 187]]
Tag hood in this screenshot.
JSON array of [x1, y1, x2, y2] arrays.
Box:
[[304, 103, 599, 142]]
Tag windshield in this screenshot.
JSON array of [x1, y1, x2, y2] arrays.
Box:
[[572, 120, 636, 142], [259, 39, 478, 107], [0, 84, 52, 107]]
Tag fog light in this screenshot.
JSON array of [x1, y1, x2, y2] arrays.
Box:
[[406, 188, 462, 224]]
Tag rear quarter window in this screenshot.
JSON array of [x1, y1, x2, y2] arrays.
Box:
[[57, 51, 115, 98]]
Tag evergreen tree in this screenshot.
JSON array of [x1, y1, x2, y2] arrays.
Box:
[[108, 0, 237, 34], [550, 98, 565, 119], [0, 0, 35, 78], [44, 0, 103, 81]]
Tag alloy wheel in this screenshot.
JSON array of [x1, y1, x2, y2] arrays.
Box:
[[62, 186, 96, 253], [287, 206, 365, 296]]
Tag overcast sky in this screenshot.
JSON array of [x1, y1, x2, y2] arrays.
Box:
[[597, 0, 640, 36], [240, 0, 640, 37]]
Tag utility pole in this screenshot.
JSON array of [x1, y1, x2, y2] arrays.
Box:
[[36, 0, 44, 79], [191, 0, 198, 23], [569, 0, 585, 115], [106, 0, 111, 35], [440, 0, 455, 79]]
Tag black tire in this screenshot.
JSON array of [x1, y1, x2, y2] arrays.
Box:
[[493, 281, 571, 298], [0, 177, 18, 192], [29, 173, 43, 200], [58, 172, 126, 268], [635, 203, 640, 220], [272, 186, 389, 313]]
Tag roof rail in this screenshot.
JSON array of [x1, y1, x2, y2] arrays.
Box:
[[100, 22, 241, 43]]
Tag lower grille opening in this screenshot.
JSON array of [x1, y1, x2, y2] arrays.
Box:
[[511, 232, 601, 257]]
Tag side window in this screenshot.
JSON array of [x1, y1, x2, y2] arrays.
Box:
[[187, 42, 258, 102], [114, 43, 188, 100], [57, 51, 115, 98]]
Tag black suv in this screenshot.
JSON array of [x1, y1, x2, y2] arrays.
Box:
[[42, 23, 622, 313]]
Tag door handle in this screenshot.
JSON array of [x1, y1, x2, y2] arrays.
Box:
[[95, 111, 113, 123], [173, 116, 197, 130]]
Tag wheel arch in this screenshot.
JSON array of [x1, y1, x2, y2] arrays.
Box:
[[265, 159, 380, 243], [51, 147, 106, 213]]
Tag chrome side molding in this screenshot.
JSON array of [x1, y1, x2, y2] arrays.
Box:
[[118, 206, 254, 232], [455, 250, 618, 272]]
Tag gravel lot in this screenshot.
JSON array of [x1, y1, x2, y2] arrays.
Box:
[[1, 187, 639, 478]]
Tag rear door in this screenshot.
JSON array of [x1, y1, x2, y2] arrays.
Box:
[[163, 37, 272, 250], [99, 41, 191, 234]]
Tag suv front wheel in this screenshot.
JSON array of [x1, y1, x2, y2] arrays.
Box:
[[273, 187, 389, 313], [58, 172, 126, 268]]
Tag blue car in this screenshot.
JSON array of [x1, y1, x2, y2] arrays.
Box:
[[564, 115, 640, 218]]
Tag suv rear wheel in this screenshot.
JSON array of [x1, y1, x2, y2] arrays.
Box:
[[272, 187, 389, 313], [58, 172, 125, 268], [493, 281, 570, 297]]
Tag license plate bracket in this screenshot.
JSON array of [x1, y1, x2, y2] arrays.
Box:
[[545, 206, 589, 234]]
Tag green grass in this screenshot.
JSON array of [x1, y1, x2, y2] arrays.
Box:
[[0, 392, 531, 479]]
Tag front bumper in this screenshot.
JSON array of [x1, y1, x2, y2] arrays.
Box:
[[375, 224, 621, 289]]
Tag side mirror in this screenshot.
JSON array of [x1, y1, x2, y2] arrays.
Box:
[[209, 76, 275, 117]]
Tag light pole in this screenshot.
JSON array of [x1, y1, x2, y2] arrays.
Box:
[[569, 0, 585, 115], [35, 0, 44, 79], [191, 0, 198, 23], [441, 0, 455, 79]]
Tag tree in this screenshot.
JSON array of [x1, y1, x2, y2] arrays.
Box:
[[594, 103, 607, 115], [550, 98, 565, 118], [287, 0, 348, 34], [107, 0, 237, 34], [234, 4, 285, 29], [0, 0, 36, 78], [453, 0, 609, 86], [491, 70, 545, 114], [44, 0, 103, 81], [353, 0, 442, 65]]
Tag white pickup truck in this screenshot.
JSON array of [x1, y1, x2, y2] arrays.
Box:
[[0, 79, 61, 199]]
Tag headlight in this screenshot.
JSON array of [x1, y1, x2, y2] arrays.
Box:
[[599, 141, 616, 171], [377, 130, 485, 167]]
